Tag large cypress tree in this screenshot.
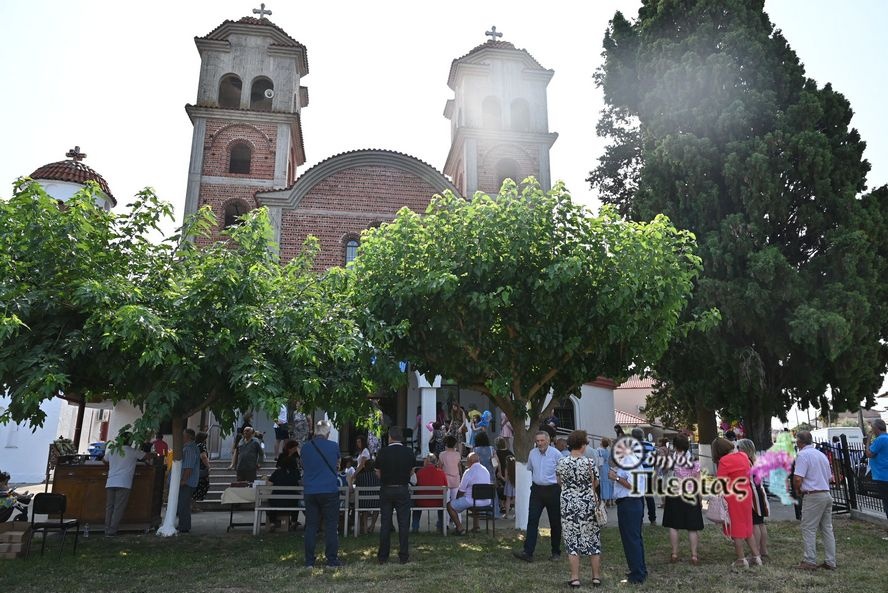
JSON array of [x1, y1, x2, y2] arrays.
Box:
[[590, 0, 888, 446]]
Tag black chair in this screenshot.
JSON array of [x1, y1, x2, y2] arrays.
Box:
[[27, 493, 80, 558], [402, 427, 416, 452], [467, 483, 496, 535]]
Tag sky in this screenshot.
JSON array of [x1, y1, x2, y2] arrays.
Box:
[[0, 0, 886, 408]]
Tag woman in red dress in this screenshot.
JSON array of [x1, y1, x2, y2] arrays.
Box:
[[716, 448, 762, 568]]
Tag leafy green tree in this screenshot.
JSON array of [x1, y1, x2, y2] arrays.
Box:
[[0, 180, 170, 434], [352, 179, 702, 460], [590, 0, 888, 446], [87, 204, 383, 534], [1, 182, 383, 534]]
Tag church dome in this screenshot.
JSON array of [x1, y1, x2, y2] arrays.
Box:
[[30, 147, 116, 207]]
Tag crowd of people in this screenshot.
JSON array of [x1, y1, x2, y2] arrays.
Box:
[[77, 403, 888, 587]]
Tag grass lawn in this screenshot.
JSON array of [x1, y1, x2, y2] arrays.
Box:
[[2, 517, 886, 593]]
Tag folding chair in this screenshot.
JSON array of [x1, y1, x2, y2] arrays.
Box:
[[466, 483, 496, 535], [27, 493, 80, 558]]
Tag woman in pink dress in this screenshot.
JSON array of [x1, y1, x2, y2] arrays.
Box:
[[716, 447, 761, 568]]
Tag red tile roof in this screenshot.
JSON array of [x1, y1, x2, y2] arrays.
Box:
[[30, 160, 115, 205], [617, 375, 656, 390], [615, 410, 648, 425]]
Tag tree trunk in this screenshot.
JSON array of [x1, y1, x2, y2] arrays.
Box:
[[744, 401, 773, 449], [156, 416, 184, 536], [695, 400, 717, 443], [511, 421, 534, 463]]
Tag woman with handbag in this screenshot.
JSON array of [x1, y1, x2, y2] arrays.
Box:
[[191, 432, 211, 508], [716, 439, 761, 568], [556, 430, 603, 589], [736, 439, 770, 560], [662, 433, 704, 565]]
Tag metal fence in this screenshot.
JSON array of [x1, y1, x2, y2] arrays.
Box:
[[814, 435, 886, 517]]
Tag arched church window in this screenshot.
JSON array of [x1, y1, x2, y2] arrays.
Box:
[[229, 143, 252, 175], [496, 158, 521, 189], [510, 98, 530, 132], [223, 199, 251, 228], [482, 96, 501, 130], [250, 77, 274, 111], [345, 238, 359, 265], [218, 74, 242, 109]]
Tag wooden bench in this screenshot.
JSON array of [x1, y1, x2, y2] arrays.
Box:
[[252, 485, 349, 537], [353, 485, 448, 536]]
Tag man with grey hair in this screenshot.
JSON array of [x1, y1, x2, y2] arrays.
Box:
[[865, 418, 888, 519], [513, 430, 562, 562], [301, 420, 342, 568], [792, 430, 836, 570]]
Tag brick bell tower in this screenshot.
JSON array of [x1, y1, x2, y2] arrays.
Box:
[[182, 7, 308, 233], [443, 26, 558, 197]]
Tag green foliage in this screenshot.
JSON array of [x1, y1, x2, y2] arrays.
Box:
[[591, 0, 888, 446], [0, 181, 379, 448], [352, 178, 701, 459]]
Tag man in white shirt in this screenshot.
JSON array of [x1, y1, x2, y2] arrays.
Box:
[[104, 435, 147, 536], [446, 452, 491, 534], [792, 431, 836, 570], [513, 431, 563, 562]]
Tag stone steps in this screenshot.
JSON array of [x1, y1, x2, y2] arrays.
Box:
[[194, 460, 275, 511]]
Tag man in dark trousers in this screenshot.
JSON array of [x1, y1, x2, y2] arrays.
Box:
[[375, 425, 416, 564], [513, 430, 562, 562], [632, 428, 657, 525], [301, 420, 342, 568]]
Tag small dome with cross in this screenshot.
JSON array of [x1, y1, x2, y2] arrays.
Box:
[[29, 146, 116, 210]]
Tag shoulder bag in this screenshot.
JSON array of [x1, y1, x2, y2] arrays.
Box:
[[309, 439, 339, 477], [705, 494, 730, 525]]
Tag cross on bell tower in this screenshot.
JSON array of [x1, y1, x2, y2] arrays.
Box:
[[443, 33, 558, 196], [65, 146, 87, 162], [252, 3, 272, 19]]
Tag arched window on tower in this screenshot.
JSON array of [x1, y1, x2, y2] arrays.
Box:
[[229, 143, 252, 174], [223, 199, 251, 228], [482, 96, 501, 130], [218, 74, 242, 109], [495, 158, 521, 189], [345, 238, 359, 265], [250, 77, 274, 111], [510, 98, 531, 132]]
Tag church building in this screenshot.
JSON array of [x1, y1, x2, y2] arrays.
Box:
[[176, 11, 613, 455], [6, 10, 616, 474]]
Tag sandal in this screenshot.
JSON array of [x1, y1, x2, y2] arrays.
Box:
[[453, 528, 466, 536], [669, 553, 680, 563], [592, 577, 602, 587], [568, 580, 581, 589], [690, 556, 700, 566], [731, 558, 749, 571]]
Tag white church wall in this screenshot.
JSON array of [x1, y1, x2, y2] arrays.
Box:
[[573, 384, 616, 444], [34, 179, 113, 210], [0, 394, 63, 484]]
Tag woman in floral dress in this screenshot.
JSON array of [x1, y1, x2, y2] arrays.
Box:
[[556, 430, 603, 588]]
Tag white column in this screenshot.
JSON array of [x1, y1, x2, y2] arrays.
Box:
[[420, 387, 437, 456], [416, 373, 442, 456]]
